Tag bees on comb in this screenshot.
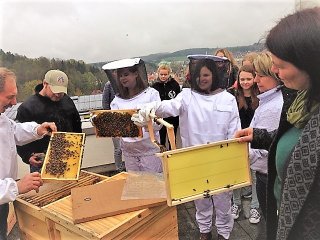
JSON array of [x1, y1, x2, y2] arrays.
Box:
[[92, 111, 140, 137]]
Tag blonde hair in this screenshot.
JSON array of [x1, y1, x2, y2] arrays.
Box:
[[0, 67, 16, 92], [157, 63, 172, 74], [242, 52, 258, 66], [214, 48, 238, 66], [253, 52, 281, 81]]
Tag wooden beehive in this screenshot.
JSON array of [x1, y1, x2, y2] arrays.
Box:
[[14, 171, 106, 240], [41, 132, 86, 180], [14, 171, 178, 240], [157, 139, 251, 206], [91, 109, 143, 138]]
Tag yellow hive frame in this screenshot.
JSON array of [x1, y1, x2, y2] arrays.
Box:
[[41, 132, 86, 181], [157, 139, 251, 206]]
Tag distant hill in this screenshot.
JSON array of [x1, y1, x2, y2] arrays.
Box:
[[91, 42, 265, 68]]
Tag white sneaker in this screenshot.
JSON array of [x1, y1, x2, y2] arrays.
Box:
[[249, 208, 261, 224], [231, 204, 241, 219]]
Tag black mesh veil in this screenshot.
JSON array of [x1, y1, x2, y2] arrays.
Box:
[[102, 58, 148, 99], [187, 55, 231, 91]]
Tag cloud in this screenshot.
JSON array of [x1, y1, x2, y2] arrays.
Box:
[[0, 0, 295, 63]]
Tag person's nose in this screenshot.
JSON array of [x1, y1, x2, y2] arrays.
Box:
[[254, 76, 259, 83], [11, 97, 17, 105]]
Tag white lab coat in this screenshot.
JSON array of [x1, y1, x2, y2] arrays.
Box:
[[0, 114, 41, 204]]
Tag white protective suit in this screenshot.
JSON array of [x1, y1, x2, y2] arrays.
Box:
[[155, 88, 241, 239], [111, 87, 163, 173]]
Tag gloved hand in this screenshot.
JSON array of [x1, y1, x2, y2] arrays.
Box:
[[131, 112, 148, 127], [89, 113, 97, 125], [131, 102, 159, 127]]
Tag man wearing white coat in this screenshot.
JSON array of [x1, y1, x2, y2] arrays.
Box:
[[0, 68, 56, 240]]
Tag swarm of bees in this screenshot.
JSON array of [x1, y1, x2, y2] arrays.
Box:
[[92, 111, 140, 137], [44, 133, 83, 177]]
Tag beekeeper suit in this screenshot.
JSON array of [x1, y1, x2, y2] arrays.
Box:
[[132, 55, 241, 239], [102, 58, 162, 173]]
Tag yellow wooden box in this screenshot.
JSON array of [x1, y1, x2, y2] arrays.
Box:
[[14, 171, 178, 240], [41, 132, 86, 181], [157, 139, 251, 206]]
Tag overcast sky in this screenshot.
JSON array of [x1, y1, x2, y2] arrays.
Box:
[[0, 0, 296, 63]]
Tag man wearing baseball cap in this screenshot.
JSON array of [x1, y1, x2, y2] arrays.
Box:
[[16, 69, 82, 173], [44, 69, 68, 95]]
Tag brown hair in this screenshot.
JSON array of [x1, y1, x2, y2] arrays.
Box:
[[236, 64, 259, 110], [215, 48, 238, 67], [266, 7, 320, 109], [117, 66, 145, 98]]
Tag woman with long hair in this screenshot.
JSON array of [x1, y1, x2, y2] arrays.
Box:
[[236, 7, 320, 239]]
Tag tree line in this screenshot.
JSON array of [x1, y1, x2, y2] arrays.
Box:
[[0, 49, 107, 101], [1, 43, 263, 102]]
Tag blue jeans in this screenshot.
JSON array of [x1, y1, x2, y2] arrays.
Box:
[[0, 203, 9, 240], [112, 137, 124, 171], [233, 169, 259, 209]]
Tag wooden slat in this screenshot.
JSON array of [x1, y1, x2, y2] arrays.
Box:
[[19, 171, 101, 207]]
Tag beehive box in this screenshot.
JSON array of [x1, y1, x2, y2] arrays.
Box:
[[14, 171, 105, 240], [157, 139, 251, 206], [41, 132, 86, 180], [14, 171, 178, 240], [91, 109, 143, 138]]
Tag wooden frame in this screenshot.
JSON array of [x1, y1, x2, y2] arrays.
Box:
[[90, 109, 143, 138], [41, 132, 86, 181], [157, 139, 251, 206]]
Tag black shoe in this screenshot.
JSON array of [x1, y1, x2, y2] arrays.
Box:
[[199, 232, 212, 240]]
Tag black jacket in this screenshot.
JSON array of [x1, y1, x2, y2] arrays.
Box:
[[16, 93, 82, 164], [152, 77, 181, 126]]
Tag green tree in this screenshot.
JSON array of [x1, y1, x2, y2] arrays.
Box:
[[18, 79, 42, 101]]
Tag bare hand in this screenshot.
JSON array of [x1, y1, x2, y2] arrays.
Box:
[[17, 172, 43, 194], [234, 127, 253, 142], [29, 153, 45, 167], [37, 122, 57, 136]]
